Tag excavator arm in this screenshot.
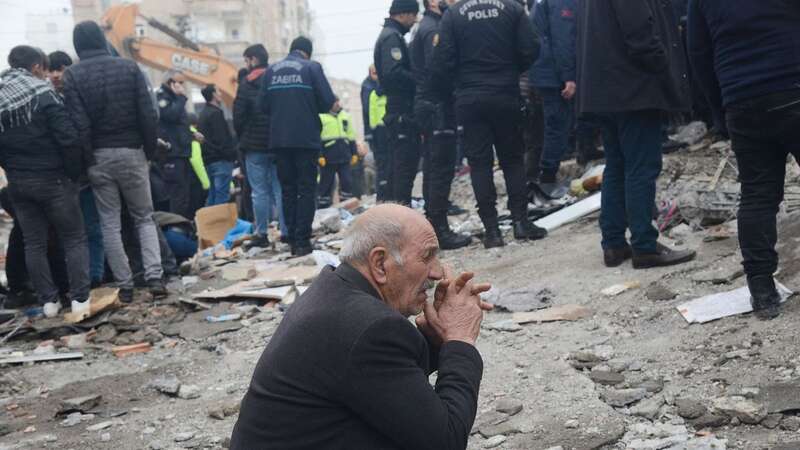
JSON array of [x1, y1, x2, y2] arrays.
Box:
[[101, 4, 240, 107]]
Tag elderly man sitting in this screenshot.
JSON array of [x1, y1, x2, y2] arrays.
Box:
[[231, 204, 491, 450]]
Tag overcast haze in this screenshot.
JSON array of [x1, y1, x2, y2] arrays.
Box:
[[309, 0, 396, 82]]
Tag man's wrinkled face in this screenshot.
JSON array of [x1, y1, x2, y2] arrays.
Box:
[[382, 222, 444, 317], [48, 68, 65, 92]]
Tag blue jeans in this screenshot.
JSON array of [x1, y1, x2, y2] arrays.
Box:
[[539, 87, 574, 178], [245, 152, 286, 237], [80, 186, 105, 284], [206, 161, 234, 206], [594, 110, 663, 253]]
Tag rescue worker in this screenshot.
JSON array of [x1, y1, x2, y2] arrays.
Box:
[[157, 72, 195, 219], [432, 0, 547, 249], [260, 36, 337, 257], [317, 106, 358, 209], [410, 0, 471, 250], [368, 85, 392, 201], [374, 0, 420, 205]]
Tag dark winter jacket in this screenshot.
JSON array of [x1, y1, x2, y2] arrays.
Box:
[[530, 0, 577, 89], [576, 0, 690, 114], [62, 21, 158, 162], [156, 85, 192, 159], [410, 10, 442, 104], [360, 76, 378, 140], [687, 0, 800, 109], [233, 65, 271, 153], [431, 0, 539, 99], [374, 19, 416, 115], [197, 103, 236, 165], [230, 263, 483, 450], [260, 51, 337, 151], [0, 91, 79, 179]]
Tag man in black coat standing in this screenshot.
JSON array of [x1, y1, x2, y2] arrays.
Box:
[[576, 0, 696, 269], [231, 204, 491, 450], [374, 0, 420, 205], [198, 84, 237, 206], [431, 0, 546, 249], [410, 0, 471, 251], [687, 0, 800, 319], [157, 72, 194, 219]]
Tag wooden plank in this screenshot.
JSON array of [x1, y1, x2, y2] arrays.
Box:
[[0, 352, 84, 365], [512, 305, 592, 324], [534, 193, 602, 231]]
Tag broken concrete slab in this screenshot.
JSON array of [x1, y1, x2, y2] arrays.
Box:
[[589, 371, 624, 386], [149, 376, 181, 396], [478, 419, 521, 438], [601, 388, 647, 407], [494, 398, 523, 416], [484, 287, 554, 313], [646, 283, 678, 302], [512, 305, 591, 324], [629, 395, 665, 420], [160, 311, 243, 341], [177, 384, 201, 400], [677, 281, 793, 324], [221, 264, 257, 282], [711, 396, 767, 424], [690, 263, 744, 285], [676, 399, 707, 419], [755, 383, 800, 414], [59, 394, 102, 415]]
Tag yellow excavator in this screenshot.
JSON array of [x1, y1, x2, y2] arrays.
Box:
[[101, 4, 240, 107]]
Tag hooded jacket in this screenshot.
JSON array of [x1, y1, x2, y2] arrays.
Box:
[[156, 83, 192, 159], [62, 21, 158, 161], [233, 65, 272, 153]]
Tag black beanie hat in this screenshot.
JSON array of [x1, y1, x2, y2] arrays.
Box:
[[290, 36, 313, 58], [390, 0, 419, 15]]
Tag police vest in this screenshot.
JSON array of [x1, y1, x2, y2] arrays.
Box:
[[319, 111, 356, 147], [369, 91, 387, 129]]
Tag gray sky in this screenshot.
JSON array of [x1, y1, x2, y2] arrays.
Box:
[[310, 0, 396, 82]]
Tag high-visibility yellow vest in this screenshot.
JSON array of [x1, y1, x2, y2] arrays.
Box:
[[319, 110, 356, 148], [189, 125, 210, 190], [369, 90, 387, 129]]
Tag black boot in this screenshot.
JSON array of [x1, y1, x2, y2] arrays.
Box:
[[513, 220, 548, 241], [577, 136, 604, 166], [431, 217, 472, 250], [748, 275, 781, 320], [482, 226, 505, 249]]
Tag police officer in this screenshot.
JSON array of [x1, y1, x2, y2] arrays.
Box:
[[410, 0, 471, 250], [317, 106, 358, 209], [260, 37, 337, 257], [374, 0, 420, 205], [432, 0, 547, 249], [157, 72, 195, 219]]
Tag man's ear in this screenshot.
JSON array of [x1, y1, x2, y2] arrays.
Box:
[[367, 247, 390, 285]]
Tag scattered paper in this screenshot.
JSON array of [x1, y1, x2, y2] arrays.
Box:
[[677, 282, 793, 324], [64, 288, 120, 324]]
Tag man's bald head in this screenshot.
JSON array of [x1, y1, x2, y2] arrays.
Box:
[[340, 204, 443, 317], [340, 204, 432, 266]]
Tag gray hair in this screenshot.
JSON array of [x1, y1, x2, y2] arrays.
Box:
[[339, 216, 405, 266]]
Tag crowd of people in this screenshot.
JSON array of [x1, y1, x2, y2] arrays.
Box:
[[229, 0, 800, 448]]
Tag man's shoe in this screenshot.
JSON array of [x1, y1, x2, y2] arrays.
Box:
[[632, 243, 696, 269], [483, 227, 505, 249], [147, 279, 168, 298], [447, 203, 468, 216], [245, 234, 270, 250], [71, 299, 91, 317], [4, 291, 37, 309], [513, 220, 547, 241], [436, 227, 472, 251], [604, 245, 633, 268], [43, 301, 61, 318], [748, 276, 781, 320], [293, 245, 313, 257], [119, 288, 134, 304]]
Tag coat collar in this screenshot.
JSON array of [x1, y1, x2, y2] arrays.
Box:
[[384, 18, 410, 35], [332, 263, 383, 302]]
